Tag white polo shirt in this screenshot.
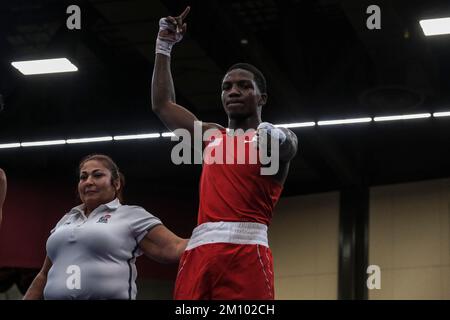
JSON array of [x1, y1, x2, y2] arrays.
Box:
[[44, 199, 162, 300]]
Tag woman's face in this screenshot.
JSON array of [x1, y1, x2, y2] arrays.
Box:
[[78, 160, 119, 210]]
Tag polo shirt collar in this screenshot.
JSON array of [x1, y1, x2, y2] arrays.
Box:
[[69, 198, 121, 215]]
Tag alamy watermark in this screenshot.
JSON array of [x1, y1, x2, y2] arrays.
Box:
[[366, 5, 381, 30], [66, 264, 81, 290], [170, 121, 281, 175], [367, 264, 381, 290], [66, 5, 81, 30]]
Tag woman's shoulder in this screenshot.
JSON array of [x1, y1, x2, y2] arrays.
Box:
[[119, 204, 153, 216], [118, 204, 162, 228]]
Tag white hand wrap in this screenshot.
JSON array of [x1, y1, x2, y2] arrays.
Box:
[[155, 18, 184, 57], [257, 122, 287, 144]]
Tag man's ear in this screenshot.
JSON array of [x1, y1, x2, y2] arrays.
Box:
[[259, 93, 268, 107]]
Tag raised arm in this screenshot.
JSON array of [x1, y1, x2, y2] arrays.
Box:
[[139, 225, 188, 264], [0, 168, 6, 226], [151, 6, 223, 136], [23, 256, 52, 300]]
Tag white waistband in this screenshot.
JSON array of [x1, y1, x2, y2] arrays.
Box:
[[186, 221, 268, 250]]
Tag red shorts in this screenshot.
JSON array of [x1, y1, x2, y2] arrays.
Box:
[[174, 243, 274, 300]]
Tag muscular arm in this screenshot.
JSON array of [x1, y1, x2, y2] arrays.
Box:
[[23, 256, 52, 300], [151, 8, 223, 136], [0, 168, 6, 226], [139, 225, 188, 264], [152, 54, 204, 135], [279, 128, 298, 163]]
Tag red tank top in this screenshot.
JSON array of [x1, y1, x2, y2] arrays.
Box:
[[198, 130, 283, 226]]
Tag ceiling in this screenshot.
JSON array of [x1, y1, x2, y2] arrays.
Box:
[[0, 0, 450, 195]]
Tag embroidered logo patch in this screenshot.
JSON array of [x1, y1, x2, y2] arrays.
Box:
[[97, 214, 111, 223]]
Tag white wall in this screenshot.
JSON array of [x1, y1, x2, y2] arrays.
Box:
[[270, 192, 340, 299], [369, 178, 450, 299]]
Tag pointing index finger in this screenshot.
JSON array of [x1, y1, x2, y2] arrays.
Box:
[[178, 6, 190, 20]]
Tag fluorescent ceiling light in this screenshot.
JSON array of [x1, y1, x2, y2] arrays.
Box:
[[114, 133, 160, 141], [374, 113, 431, 122], [318, 117, 372, 126], [161, 132, 175, 137], [21, 140, 66, 147], [0, 143, 21, 149], [275, 122, 316, 128], [66, 136, 113, 144], [433, 111, 450, 117], [419, 17, 450, 36], [11, 58, 78, 75], [2, 111, 450, 152]]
